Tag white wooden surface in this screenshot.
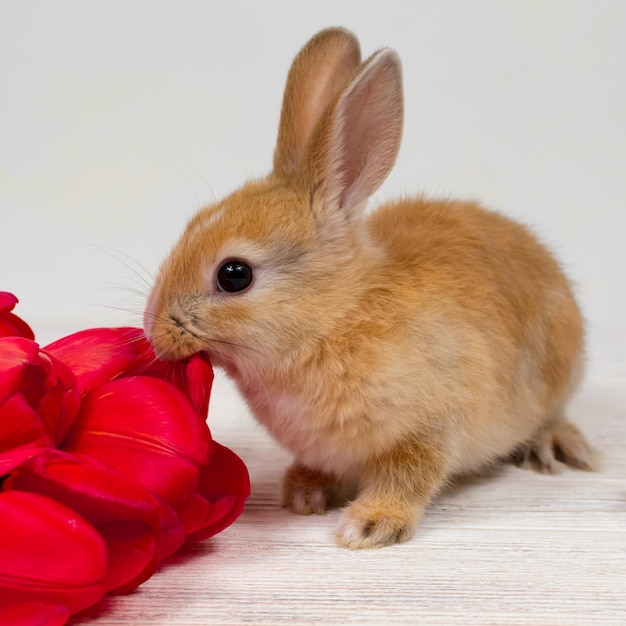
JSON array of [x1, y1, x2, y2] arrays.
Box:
[[70, 330, 625, 625]]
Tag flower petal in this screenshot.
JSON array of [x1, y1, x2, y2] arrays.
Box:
[[0, 394, 53, 475], [45, 328, 145, 395], [5, 450, 162, 595], [0, 292, 18, 312], [99, 521, 159, 596], [0, 313, 36, 341], [182, 442, 250, 543], [0, 602, 69, 626], [45, 327, 214, 420], [128, 346, 215, 418], [0, 336, 38, 406], [0, 490, 107, 617], [0, 338, 79, 460], [182, 354, 214, 419], [0, 446, 50, 477], [0, 293, 35, 340], [24, 350, 80, 446], [155, 498, 186, 560], [62, 377, 212, 507]]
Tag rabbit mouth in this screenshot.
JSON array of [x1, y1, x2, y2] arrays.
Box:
[[144, 312, 205, 361]]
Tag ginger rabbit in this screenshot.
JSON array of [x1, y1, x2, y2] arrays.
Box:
[[145, 27, 593, 549]]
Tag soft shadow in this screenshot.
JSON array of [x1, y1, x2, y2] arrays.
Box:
[[68, 541, 219, 624], [437, 461, 512, 499], [69, 596, 117, 624], [162, 539, 217, 567]]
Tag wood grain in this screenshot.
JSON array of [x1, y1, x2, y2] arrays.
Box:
[[72, 330, 626, 625]]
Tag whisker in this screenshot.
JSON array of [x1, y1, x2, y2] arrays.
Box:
[[82, 300, 145, 323], [146, 326, 257, 355], [181, 162, 216, 205], [80, 298, 259, 358], [87, 244, 156, 290], [91, 282, 149, 300]]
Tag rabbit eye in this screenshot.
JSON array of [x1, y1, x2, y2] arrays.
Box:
[[216, 261, 253, 293]]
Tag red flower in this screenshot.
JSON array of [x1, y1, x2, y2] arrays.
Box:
[[0, 296, 250, 624]]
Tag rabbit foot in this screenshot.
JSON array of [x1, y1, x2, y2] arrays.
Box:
[[282, 463, 339, 515], [335, 500, 419, 549], [515, 420, 599, 474]]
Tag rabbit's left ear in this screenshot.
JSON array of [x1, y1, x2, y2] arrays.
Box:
[[273, 28, 361, 177], [302, 48, 404, 221]]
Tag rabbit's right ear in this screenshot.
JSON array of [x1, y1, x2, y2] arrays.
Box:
[[273, 28, 361, 177]]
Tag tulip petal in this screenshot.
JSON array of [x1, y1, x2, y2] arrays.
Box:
[[0, 446, 49, 477], [0, 292, 18, 312], [0, 394, 53, 474], [0, 292, 35, 340], [0, 338, 80, 451], [0, 491, 107, 617], [177, 492, 211, 537], [63, 377, 212, 507], [45, 328, 215, 420], [182, 442, 250, 543], [36, 360, 81, 446], [0, 314, 36, 341], [100, 520, 159, 596], [23, 350, 80, 446], [0, 337, 38, 406], [200, 442, 251, 504], [155, 498, 186, 560], [5, 450, 162, 595], [182, 354, 214, 419], [45, 328, 146, 395], [129, 346, 214, 418], [0, 602, 70, 626]]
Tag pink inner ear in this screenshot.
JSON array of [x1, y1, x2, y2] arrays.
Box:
[[337, 83, 376, 208], [327, 50, 404, 214]]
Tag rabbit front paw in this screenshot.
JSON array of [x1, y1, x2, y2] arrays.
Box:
[[281, 463, 339, 515], [335, 500, 419, 549]]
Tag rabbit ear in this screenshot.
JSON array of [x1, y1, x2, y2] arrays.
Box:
[[273, 28, 361, 176], [303, 48, 404, 221]]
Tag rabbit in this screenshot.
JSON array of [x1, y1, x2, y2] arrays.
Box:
[[144, 27, 595, 549]]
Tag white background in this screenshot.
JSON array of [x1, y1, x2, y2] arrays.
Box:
[[1, 1, 624, 356]]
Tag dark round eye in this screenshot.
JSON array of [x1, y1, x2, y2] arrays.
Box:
[[216, 261, 253, 293]]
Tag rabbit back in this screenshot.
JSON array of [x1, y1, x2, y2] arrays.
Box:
[[362, 195, 584, 473]]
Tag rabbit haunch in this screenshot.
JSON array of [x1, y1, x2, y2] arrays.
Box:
[[145, 27, 593, 549]]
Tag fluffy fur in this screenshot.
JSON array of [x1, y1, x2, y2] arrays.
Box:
[[145, 27, 593, 549]]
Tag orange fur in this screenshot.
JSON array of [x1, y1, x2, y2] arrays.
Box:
[[145, 27, 593, 549]]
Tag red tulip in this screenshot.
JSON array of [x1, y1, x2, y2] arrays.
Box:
[[0, 295, 250, 625], [0, 490, 107, 624]]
